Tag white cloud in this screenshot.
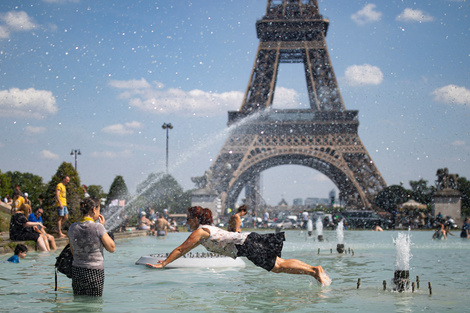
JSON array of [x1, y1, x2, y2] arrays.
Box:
[[108, 78, 152, 89], [396, 8, 434, 23], [91, 150, 134, 159], [451, 140, 465, 146], [102, 121, 143, 135], [0, 11, 38, 39], [272, 87, 300, 108], [344, 64, 384, 86], [351, 4, 382, 25], [0, 11, 37, 31], [0, 88, 58, 118], [109, 78, 244, 116], [431, 85, 470, 106], [25, 126, 46, 135], [40, 150, 59, 160], [0, 25, 10, 39]]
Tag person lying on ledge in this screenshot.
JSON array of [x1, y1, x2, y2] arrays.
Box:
[[146, 206, 331, 286]]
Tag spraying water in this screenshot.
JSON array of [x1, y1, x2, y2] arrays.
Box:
[[307, 219, 313, 233], [336, 220, 344, 244], [392, 232, 412, 292], [104, 110, 266, 232], [393, 232, 412, 271], [315, 217, 323, 236]]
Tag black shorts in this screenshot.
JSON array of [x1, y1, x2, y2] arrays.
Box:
[[236, 232, 285, 271]]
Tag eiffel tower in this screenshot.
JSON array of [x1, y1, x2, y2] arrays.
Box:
[[192, 0, 387, 214]]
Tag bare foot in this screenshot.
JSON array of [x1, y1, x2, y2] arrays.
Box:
[[58, 233, 67, 238]]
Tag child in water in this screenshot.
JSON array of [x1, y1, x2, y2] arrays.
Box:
[[7, 244, 28, 263]]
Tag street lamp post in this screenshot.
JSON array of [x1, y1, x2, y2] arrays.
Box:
[[162, 123, 173, 212], [161, 123, 173, 174], [70, 149, 81, 171]]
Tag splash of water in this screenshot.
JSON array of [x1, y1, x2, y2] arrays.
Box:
[[393, 232, 412, 271], [336, 220, 344, 244], [315, 217, 323, 236], [307, 219, 313, 233], [104, 110, 266, 232]]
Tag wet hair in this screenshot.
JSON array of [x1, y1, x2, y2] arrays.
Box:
[[80, 198, 99, 215], [187, 206, 213, 225], [14, 244, 28, 255], [237, 205, 247, 213], [18, 203, 31, 216]]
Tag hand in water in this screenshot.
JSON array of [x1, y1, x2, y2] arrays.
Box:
[[314, 266, 332, 287], [146, 263, 164, 269]]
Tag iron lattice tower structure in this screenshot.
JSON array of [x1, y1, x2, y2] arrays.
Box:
[[192, 0, 387, 213]]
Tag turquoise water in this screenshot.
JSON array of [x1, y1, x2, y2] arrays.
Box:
[[1, 230, 469, 312]]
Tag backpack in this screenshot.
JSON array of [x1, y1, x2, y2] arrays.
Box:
[[54, 244, 73, 291]]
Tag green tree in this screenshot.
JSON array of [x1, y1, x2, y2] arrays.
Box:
[[105, 175, 129, 207], [0, 170, 12, 199], [136, 172, 190, 214], [5, 171, 46, 206], [42, 162, 83, 230], [87, 185, 107, 201], [457, 176, 470, 217], [374, 184, 411, 213], [409, 179, 435, 206]]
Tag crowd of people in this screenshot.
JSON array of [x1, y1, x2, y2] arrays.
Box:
[[136, 207, 179, 236], [3, 181, 469, 297]]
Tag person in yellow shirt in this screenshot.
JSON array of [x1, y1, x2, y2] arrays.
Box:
[[56, 176, 70, 238], [11, 194, 25, 214]]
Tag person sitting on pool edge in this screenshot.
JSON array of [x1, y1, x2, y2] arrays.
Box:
[[146, 206, 331, 286]]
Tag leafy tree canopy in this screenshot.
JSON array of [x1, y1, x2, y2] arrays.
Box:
[[4, 171, 46, 207], [87, 185, 107, 201], [0, 170, 12, 199], [136, 172, 190, 214], [409, 179, 435, 206], [374, 184, 411, 213], [458, 177, 470, 217], [105, 175, 129, 207]]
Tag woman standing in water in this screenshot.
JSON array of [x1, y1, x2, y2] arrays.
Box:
[[68, 198, 115, 296], [146, 206, 331, 285], [227, 204, 248, 232]]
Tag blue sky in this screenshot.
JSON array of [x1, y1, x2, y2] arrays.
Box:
[[0, 0, 469, 206]]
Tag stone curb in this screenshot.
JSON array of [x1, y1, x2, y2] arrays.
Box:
[[0, 230, 148, 255]]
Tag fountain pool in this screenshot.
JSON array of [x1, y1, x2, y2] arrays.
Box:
[[1, 230, 468, 312]]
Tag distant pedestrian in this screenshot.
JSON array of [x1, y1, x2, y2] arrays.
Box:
[[460, 217, 469, 239], [56, 176, 70, 238]]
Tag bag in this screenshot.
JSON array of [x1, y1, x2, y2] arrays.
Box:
[[54, 244, 73, 291]]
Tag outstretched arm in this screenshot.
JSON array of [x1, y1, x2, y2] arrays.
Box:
[[146, 228, 209, 269]]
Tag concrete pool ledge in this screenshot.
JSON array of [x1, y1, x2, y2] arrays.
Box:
[[0, 229, 148, 255]]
